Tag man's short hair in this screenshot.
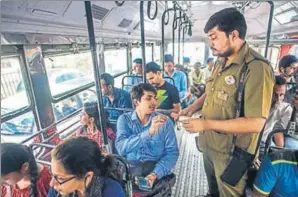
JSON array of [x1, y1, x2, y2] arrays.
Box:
[[194, 62, 202, 68], [207, 57, 214, 64], [275, 75, 287, 86], [204, 8, 247, 39], [133, 58, 143, 65], [100, 73, 114, 87], [131, 83, 157, 101], [165, 54, 174, 63], [145, 62, 162, 74], [279, 55, 298, 69], [183, 57, 190, 64]]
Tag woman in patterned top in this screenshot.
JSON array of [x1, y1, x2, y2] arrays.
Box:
[[76, 101, 116, 150], [1, 143, 52, 197]]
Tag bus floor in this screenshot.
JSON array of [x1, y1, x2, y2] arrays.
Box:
[[171, 128, 208, 197]]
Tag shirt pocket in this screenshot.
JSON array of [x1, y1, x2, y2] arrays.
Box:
[[148, 138, 164, 157], [213, 84, 237, 109]]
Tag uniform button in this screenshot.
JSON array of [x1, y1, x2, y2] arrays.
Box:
[[211, 88, 214, 91], [218, 73, 221, 76]]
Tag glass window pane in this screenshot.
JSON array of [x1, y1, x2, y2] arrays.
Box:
[[154, 46, 161, 65], [52, 89, 97, 121], [1, 57, 30, 116], [1, 111, 37, 143], [44, 52, 94, 97], [104, 49, 127, 75], [131, 47, 153, 63]]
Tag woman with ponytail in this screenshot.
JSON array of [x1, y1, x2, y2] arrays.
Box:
[[47, 137, 124, 197], [1, 143, 52, 197], [76, 101, 116, 150]]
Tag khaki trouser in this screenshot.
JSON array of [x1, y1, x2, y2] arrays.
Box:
[[202, 146, 248, 197]]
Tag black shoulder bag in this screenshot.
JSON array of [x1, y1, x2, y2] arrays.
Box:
[[220, 59, 267, 187]]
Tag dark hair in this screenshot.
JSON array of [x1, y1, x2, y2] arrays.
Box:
[[133, 58, 143, 64], [164, 54, 174, 63], [131, 83, 157, 101], [194, 62, 202, 67], [1, 143, 38, 197], [204, 8, 247, 39], [183, 57, 190, 63], [83, 101, 111, 130], [145, 62, 161, 74], [275, 75, 287, 86], [52, 137, 114, 179], [279, 55, 298, 69], [100, 73, 114, 87], [207, 57, 214, 64]]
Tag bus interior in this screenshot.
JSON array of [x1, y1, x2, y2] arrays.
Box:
[[1, 1, 298, 197]]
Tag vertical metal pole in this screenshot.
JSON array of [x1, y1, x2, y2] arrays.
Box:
[[152, 43, 154, 62], [140, 1, 146, 83], [182, 26, 188, 60], [162, 8, 174, 71], [264, 1, 274, 58], [84, 1, 108, 145]]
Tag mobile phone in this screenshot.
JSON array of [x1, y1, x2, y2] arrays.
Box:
[[137, 177, 152, 191]]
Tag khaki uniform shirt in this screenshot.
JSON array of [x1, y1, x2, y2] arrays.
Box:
[[201, 43, 275, 154]]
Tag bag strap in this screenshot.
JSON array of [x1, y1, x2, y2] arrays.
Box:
[[231, 57, 270, 156]]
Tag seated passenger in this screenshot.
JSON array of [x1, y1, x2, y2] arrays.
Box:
[[1, 143, 52, 197], [101, 73, 133, 120], [47, 137, 125, 197], [145, 62, 181, 116], [164, 54, 187, 99], [278, 55, 298, 90], [189, 62, 205, 85], [124, 58, 143, 91], [203, 57, 214, 80], [116, 83, 179, 187], [253, 150, 298, 197], [259, 76, 292, 157], [76, 101, 116, 151]]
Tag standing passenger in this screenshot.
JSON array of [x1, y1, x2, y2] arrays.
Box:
[[125, 58, 143, 91], [179, 8, 275, 197], [164, 54, 187, 99], [101, 73, 132, 120]]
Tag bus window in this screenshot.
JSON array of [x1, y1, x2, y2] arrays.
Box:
[[154, 45, 161, 64], [167, 42, 205, 65], [289, 45, 298, 56], [53, 89, 97, 121], [1, 57, 30, 116], [1, 57, 37, 142], [104, 49, 127, 75], [1, 111, 37, 143], [131, 46, 153, 63], [44, 52, 94, 97]]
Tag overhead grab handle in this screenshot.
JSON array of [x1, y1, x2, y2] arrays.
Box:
[[115, 1, 125, 6], [147, 1, 158, 20]]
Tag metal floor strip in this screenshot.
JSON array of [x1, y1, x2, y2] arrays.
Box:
[[171, 129, 209, 197]]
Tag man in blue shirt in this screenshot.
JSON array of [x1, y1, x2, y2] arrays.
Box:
[[253, 150, 298, 197], [164, 54, 187, 99], [124, 58, 143, 91], [116, 83, 179, 187], [101, 73, 132, 120]]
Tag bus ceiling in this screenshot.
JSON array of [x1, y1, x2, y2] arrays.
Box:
[[1, 1, 298, 45]]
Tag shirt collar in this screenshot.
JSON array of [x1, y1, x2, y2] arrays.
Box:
[[132, 110, 156, 127], [217, 42, 250, 69]]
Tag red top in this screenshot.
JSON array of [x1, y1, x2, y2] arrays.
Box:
[[1, 166, 52, 197], [76, 126, 116, 149]]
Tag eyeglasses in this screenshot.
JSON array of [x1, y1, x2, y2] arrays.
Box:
[[49, 169, 76, 185]]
